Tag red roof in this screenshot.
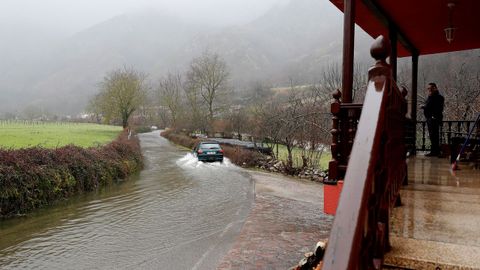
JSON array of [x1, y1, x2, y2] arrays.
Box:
[[330, 0, 480, 57]]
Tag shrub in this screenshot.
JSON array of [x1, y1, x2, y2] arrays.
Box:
[[161, 130, 200, 149], [160, 130, 266, 167], [222, 145, 265, 167], [0, 130, 142, 219]]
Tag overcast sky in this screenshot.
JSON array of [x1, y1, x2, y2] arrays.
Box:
[[0, 0, 286, 34]]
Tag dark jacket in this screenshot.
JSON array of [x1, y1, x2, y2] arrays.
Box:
[[423, 91, 444, 121]]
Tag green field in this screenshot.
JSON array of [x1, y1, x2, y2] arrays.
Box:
[[0, 121, 123, 149], [270, 144, 331, 170]]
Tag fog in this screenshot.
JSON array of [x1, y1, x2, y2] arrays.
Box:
[[3, 0, 476, 119], [0, 0, 373, 116], [0, 0, 285, 34]]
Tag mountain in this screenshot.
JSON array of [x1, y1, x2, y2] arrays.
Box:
[[0, 0, 373, 115], [6, 12, 216, 114], [191, 0, 344, 86]]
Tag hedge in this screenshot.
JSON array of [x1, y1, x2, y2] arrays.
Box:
[[0, 130, 143, 219]]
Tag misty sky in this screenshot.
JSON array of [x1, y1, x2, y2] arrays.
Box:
[[0, 0, 286, 34], [0, 0, 353, 115]]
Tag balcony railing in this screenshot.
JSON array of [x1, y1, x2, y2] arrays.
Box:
[[416, 120, 478, 151]]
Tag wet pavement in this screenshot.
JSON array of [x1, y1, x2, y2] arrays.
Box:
[[386, 155, 480, 269], [407, 154, 480, 188], [217, 171, 333, 270]]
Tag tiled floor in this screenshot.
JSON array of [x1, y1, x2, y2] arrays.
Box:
[[407, 155, 480, 188], [386, 156, 480, 269]]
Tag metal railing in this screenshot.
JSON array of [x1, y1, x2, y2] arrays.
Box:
[[416, 120, 477, 151]]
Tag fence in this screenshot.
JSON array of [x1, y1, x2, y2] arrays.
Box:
[[0, 120, 88, 126]]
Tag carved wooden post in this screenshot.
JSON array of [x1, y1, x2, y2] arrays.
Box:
[[370, 35, 392, 269], [329, 89, 342, 182], [370, 36, 391, 71], [347, 109, 355, 158]]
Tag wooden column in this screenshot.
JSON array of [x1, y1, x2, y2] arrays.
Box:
[[342, 0, 356, 103], [389, 25, 398, 81], [411, 54, 418, 122], [411, 53, 419, 153]]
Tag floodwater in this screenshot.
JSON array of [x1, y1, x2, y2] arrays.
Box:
[[0, 131, 254, 270]]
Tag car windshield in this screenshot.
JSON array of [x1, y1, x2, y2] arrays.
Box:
[[200, 143, 221, 150]]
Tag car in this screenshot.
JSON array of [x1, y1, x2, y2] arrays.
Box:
[[193, 141, 224, 162]]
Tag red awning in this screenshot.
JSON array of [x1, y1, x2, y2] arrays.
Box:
[[330, 0, 480, 57]]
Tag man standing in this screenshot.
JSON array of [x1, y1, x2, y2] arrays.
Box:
[[423, 83, 444, 156]]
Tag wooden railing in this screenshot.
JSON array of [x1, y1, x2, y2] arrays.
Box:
[[416, 120, 478, 151], [329, 92, 362, 183], [322, 36, 407, 269]]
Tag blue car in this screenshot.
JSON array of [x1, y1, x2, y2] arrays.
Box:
[[193, 141, 224, 162]]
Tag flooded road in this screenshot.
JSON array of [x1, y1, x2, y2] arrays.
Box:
[[0, 131, 254, 269]]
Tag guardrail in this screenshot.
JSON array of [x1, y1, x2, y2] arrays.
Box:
[[416, 120, 477, 151]]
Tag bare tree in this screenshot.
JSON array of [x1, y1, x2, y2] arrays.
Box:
[[187, 51, 230, 129], [248, 80, 331, 171], [157, 106, 170, 129], [228, 107, 249, 139], [276, 83, 330, 171], [443, 63, 480, 120], [320, 62, 368, 102], [157, 72, 182, 127], [414, 57, 480, 121], [321, 63, 342, 94], [183, 76, 206, 132], [279, 89, 304, 171], [352, 62, 369, 102], [91, 67, 147, 128], [252, 97, 283, 158], [296, 84, 331, 168]]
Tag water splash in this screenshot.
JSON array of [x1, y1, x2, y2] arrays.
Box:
[[176, 153, 235, 169]]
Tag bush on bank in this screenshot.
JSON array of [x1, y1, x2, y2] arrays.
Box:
[[160, 129, 266, 167], [161, 129, 200, 149], [0, 131, 143, 219], [161, 130, 328, 181]]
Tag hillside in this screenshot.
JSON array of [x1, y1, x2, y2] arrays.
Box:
[[0, 0, 372, 115]]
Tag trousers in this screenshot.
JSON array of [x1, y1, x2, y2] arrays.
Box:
[[427, 118, 440, 154]]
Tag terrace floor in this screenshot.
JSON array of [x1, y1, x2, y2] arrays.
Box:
[[385, 155, 480, 269]]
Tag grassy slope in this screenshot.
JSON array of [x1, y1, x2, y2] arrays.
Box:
[[271, 144, 331, 170], [0, 122, 122, 149]]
